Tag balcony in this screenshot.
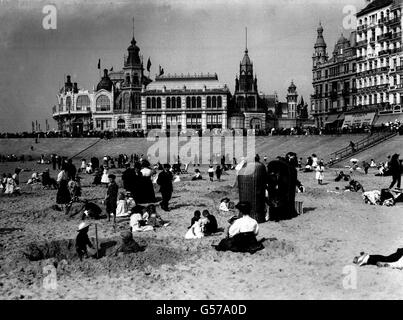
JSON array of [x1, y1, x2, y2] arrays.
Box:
[[356, 40, 367, 47], [377, 32, 391, 42], [52, 108, 91, 117], [378, 49, 391, 56], [357, 25, 368, 32], [390, 83, 403, 91], [387, 16, 401, 25], [390, 32, 401, 41], [390, 47, 402, 54]]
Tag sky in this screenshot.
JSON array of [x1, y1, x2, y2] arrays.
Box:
[[0, 0, 367, 132]]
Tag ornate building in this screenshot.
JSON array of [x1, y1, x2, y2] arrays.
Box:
[[311, 23, 357, 128], [52, 35, 151, 133], [140, 73, 230, 131], [229, 40, 266, 129]]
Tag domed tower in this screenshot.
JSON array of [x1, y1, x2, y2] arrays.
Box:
[[121, 33, 146, 113], [96, 69, 113, 92], [313, 22, 328, 68], [333, 33, 349, 57], [286, 81, 298, 119]]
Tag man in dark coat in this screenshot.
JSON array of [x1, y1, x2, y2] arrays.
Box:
[[105, 174, 118, 223], [389, 153, 401, 189], [75, 222, 94, 261], [202, 209, 218, 235], [157, 164, 173, 211]]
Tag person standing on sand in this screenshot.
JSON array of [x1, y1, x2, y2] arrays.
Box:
[[389, 153, 401, 189], [315, 161, 325, 185], [216, 165, 222, 181], [105, 174, 119, 223], [56, 165, 71, 212], [157, 164, 173, 211]]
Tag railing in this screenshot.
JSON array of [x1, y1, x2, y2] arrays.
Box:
[[328, 129, 398, 166]]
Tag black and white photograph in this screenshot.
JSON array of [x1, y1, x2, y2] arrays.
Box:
[[0, 0, 402, 302]]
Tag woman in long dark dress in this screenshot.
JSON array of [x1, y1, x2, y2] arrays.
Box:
[[56, 167, 71, 212]]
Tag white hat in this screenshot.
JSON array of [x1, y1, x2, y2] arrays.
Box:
[[77, 221, 91, 231]]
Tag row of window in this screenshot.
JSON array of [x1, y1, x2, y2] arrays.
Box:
[[357, 93, 402, 105], [145, 96, 223, 109], [357, 75, 402, 88]]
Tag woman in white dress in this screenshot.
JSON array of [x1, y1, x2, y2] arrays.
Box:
[[101, 166, 109, 185], [315, 161, 325, 185]]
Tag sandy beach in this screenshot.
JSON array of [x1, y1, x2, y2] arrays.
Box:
[[1, 158, 402, 300]]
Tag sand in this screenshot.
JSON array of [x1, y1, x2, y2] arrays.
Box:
[[1, 160, 403, 300]]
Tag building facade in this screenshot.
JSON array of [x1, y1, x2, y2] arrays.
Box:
[[52, 35, 151, 133], [355, 0, 402, 110], [229, 45, 266, 129], [311, 23, 357, 128], [140, 73, 230, 131]]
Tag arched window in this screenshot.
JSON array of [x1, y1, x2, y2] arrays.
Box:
[[152, 97, 156, 109], [217, 96, 222, 108], [76, 95, 90, 111], [207, 96, 211, 108], [117, 119, 125, 130], [192, 97, 196, 108], [166, 97, 171, 109], [157, 97, 161, 109], [177, 97, 181, 108], [96, 95, 110, 111], [66, 96, 72, 111], [186, 97, 191, 109], [146, 97, 151, 109], [212, 96, 216, 108], [197, 96, 201, 108], [59, 98, 63, 112]]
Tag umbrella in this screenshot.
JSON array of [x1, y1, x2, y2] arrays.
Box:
[[350, 158, 359, 163]]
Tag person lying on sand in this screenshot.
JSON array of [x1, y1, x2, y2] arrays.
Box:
[[75, 222, 94, 261], [353, 248, 403, 269]]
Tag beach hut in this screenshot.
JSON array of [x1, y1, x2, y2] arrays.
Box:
[[266, 159, 298, 221], [237, 160, 267, 223]]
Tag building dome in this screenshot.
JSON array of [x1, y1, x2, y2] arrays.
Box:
[[314, 22, 326, 48], [288, 80, 297, 92], [337, 33, 348, 44], [127, 37, 139, 52], [96, 69, 113, 92]]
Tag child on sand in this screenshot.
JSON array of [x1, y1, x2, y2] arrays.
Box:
[[208, 165, 214, 181], [315, 161, 324, 185], [101, 166, 109, 185], [116, 193, 130, 218]]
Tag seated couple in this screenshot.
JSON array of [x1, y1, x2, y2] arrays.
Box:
[[213, 201, 264, 254], [185, 210, 218, 239], [130, 204, 169, 232]]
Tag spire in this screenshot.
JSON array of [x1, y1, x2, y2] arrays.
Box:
[[315, 21, 326, 48], [132, 17, 135, 39], [245, 26, 248, 53]]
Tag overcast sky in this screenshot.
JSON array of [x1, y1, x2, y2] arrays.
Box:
[[0, 0, 366, 132]]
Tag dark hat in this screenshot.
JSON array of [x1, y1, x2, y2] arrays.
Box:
[[163, 163, 171, 169], [108, 174, 116, 179], [235, 201, 251, 215]]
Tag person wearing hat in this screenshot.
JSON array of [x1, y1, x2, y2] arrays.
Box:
[[157, 164, 173, 211], [191, 169, 203, 181], [105, 174, 119, 223], [389, 153, 401, 189], [214, 201, 263, 253], [228, 202, 259, 238], [76, 222, 94, 261]]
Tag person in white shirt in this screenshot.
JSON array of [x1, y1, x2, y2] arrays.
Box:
[[228, 203, 259, 238], [214, 201, 264, 253]]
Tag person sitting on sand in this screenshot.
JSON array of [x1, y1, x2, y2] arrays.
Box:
[[370, 159, 377, 168], [4, 173, 21, 196], [191, 169, 203, 181], [75, 222, 94, 261], [108, 231, 143, 256], [126, 191, 136, 212], [27, 172, 40, 185], [85, 163, 93, 174], [101, 166, 110, 186], [82, 200, 103, 220], [201, 209, 218, 235], [213, 202, 264, 254], [146, 204, 170, 228], [188, 210, 201, 229], [92, 168, 102, 185], [185, 218, 204, 239], [41, 169, 57, 189], [116, 192, 130, 218], [219, 198, 230, 212], [130, 206, 154, 232], [354, 248, 403, 269]]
